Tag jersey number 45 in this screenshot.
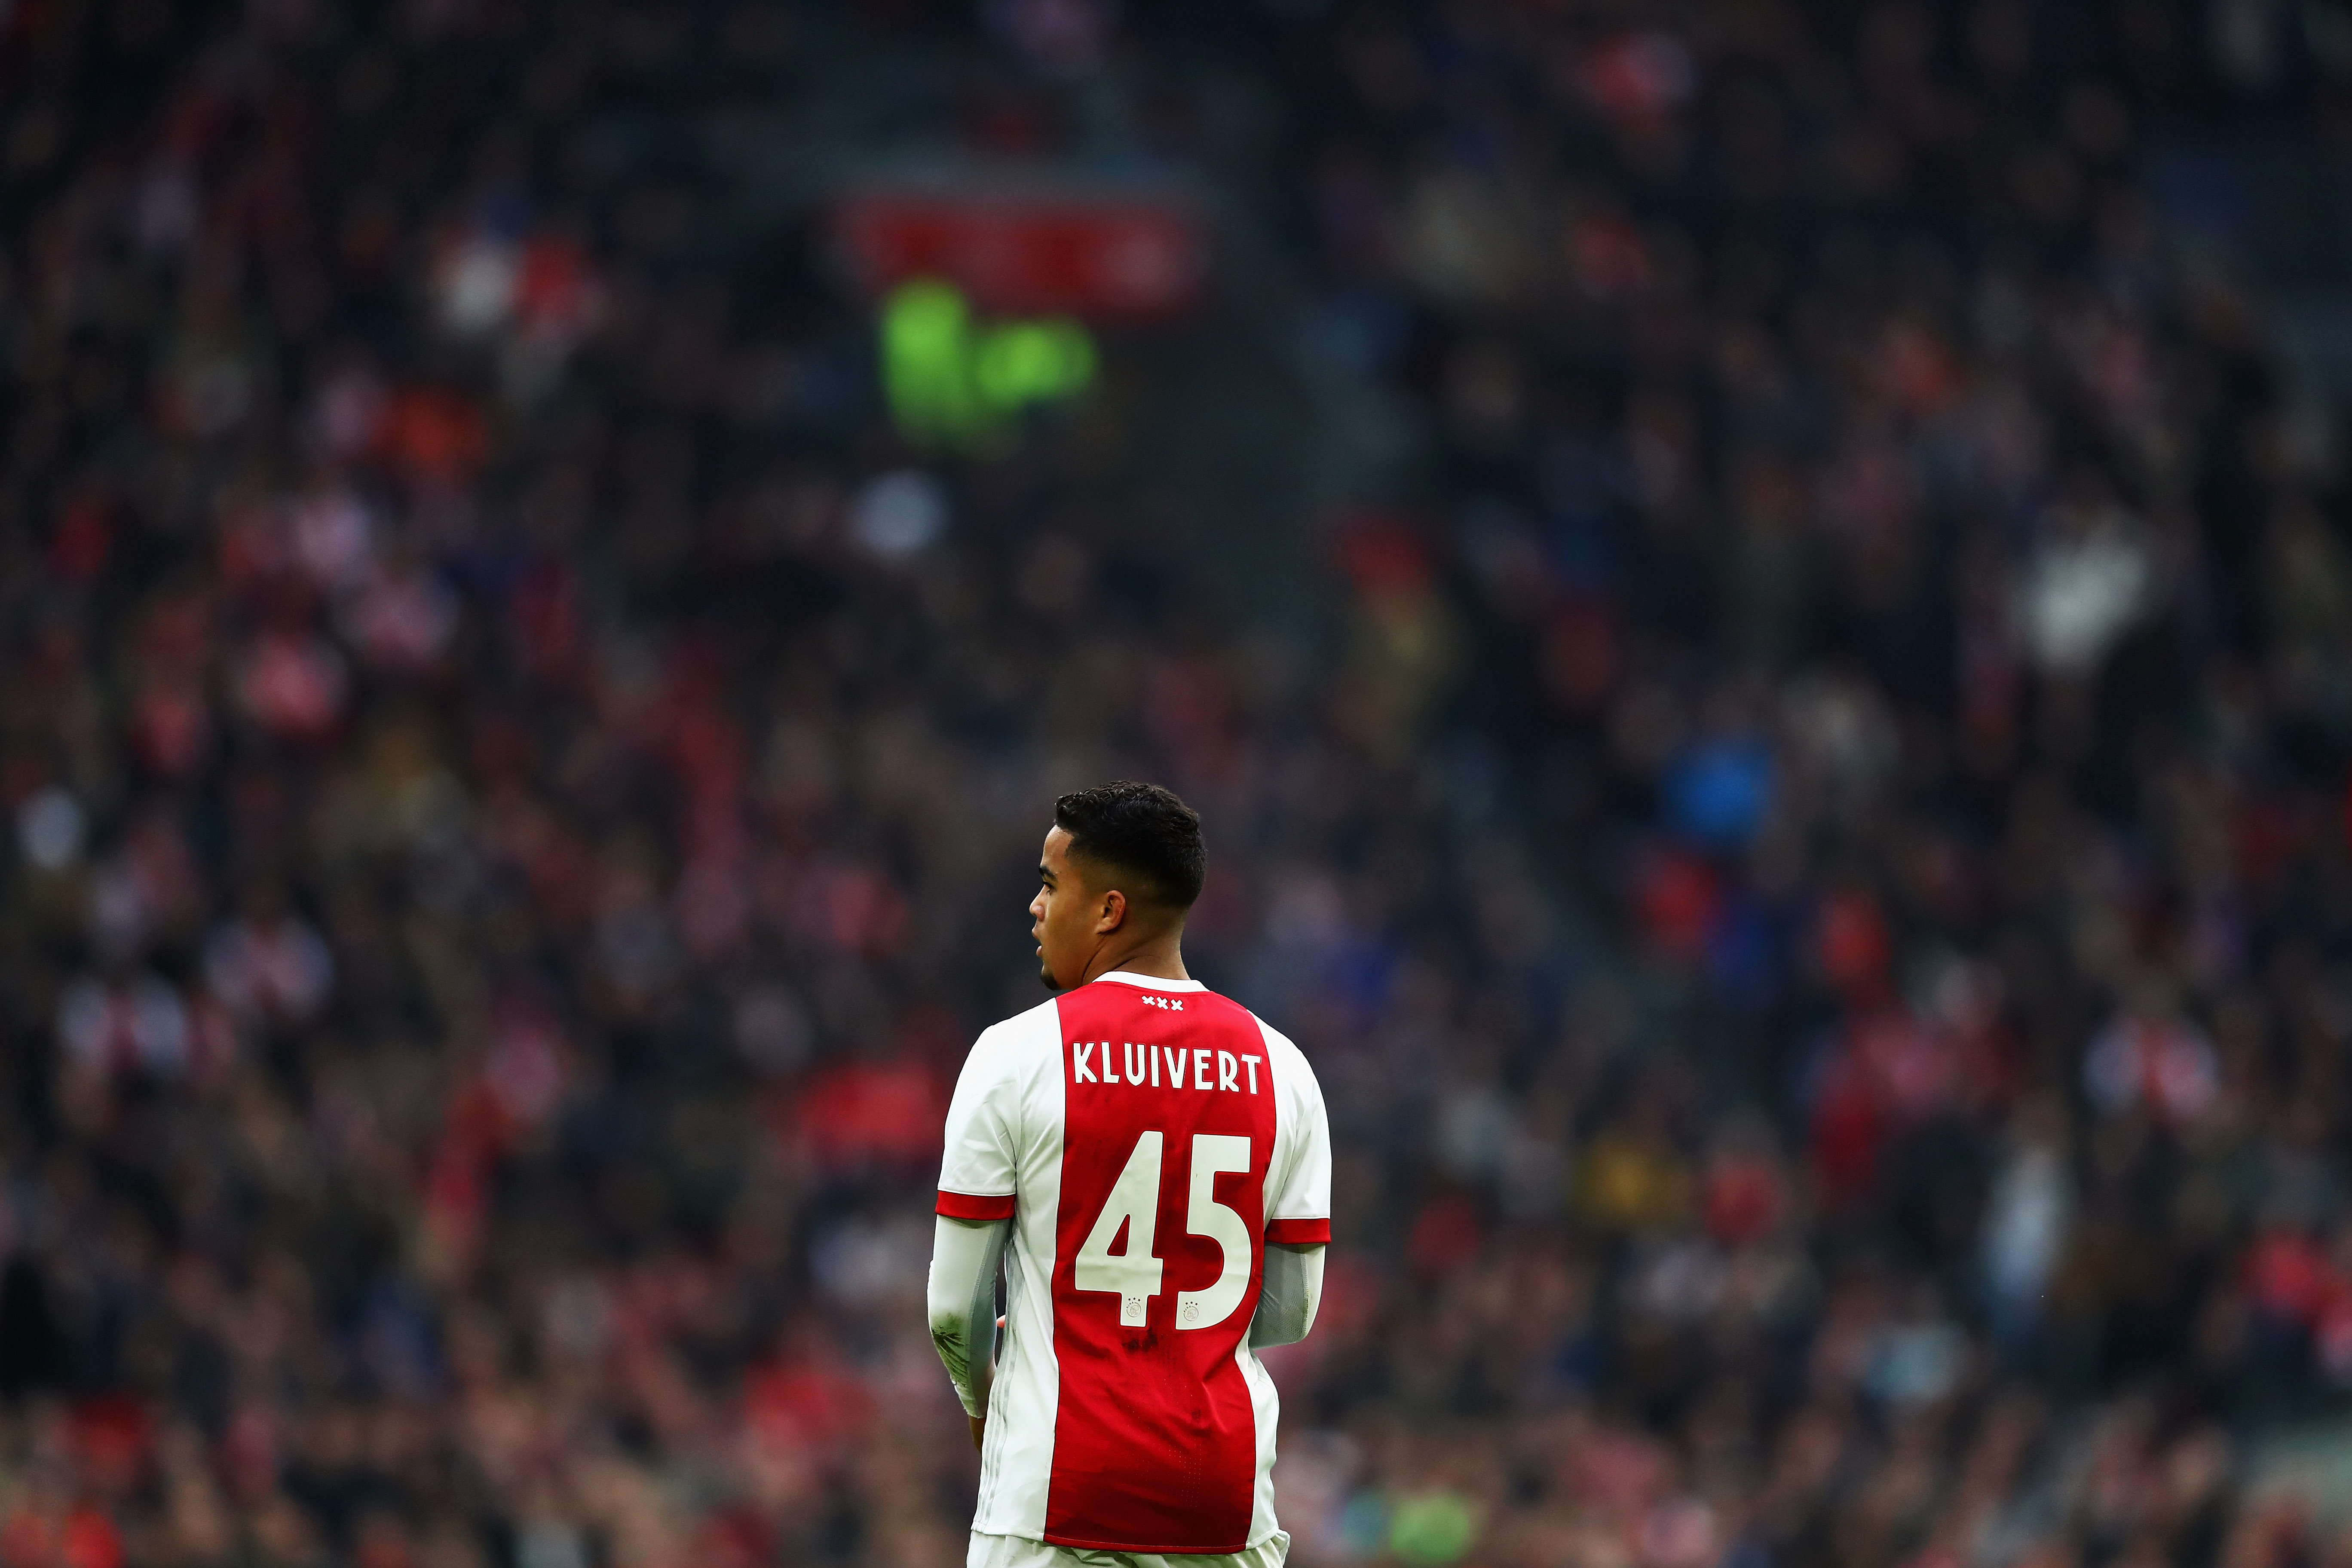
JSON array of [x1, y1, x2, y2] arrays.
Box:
[[1075, 1131, 1253, 1329]]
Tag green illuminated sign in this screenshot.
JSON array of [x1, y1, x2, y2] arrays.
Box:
[[882, 280, 1096, 446]]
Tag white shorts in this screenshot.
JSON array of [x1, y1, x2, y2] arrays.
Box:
[[969, 1530, 1290, 1568]]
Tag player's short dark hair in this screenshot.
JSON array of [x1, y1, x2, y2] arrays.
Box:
[[1054, 781, 1206, 910]]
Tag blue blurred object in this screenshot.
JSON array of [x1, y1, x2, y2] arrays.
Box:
[[1668, 738, 1774, 848], [1706, 892, 1778, 1004]]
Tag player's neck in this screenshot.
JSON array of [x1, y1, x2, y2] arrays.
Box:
[[1083, 937, 1188, 986]]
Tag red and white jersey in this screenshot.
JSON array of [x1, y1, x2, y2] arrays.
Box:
[[936, 970, 1332, 1556]]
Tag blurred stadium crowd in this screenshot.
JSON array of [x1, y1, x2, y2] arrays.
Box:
[[5, 1, 2352, 1567]]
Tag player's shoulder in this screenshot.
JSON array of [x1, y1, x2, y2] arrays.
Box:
[[962, 994, 1064, 1076], [1234, 1005, 1324, 1102], [978, 991, 1062, 1038]]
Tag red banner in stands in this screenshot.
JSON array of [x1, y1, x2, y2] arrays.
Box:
[[836, 191, 1203, 319]]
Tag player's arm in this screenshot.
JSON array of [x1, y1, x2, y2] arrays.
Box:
[[1253, 1020, 1333, 1351], [933, 1020, 1021, 1452], [1248, 1240, 1325, 1348], [927, 1214, 1010, 1415]]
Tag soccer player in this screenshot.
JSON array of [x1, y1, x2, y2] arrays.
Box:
[[928, 782, 1332, 1568]]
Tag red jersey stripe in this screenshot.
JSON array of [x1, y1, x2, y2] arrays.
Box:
[[1043, 983, 1271, 1554], [938, 1189, 1018, 1221], [1264, 1217, 1330, 1245]]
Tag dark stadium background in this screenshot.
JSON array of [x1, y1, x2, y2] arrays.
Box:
[[7, 0, 2352, 1564]]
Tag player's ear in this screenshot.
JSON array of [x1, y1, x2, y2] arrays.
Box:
[[1097, 888, 1126, 933]]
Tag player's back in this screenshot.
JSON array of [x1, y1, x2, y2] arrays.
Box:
[[936, 970, 1330, 1556]]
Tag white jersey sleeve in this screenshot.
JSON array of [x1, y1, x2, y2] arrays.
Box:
[[938, 1020, 1024, 1219], [1257, 1018, 1332, 1242]]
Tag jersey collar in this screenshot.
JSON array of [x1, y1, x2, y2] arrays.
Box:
[[1093, 969, 1206, 992]]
